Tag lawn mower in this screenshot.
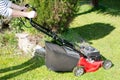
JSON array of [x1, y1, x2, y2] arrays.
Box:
[[22, 4, 113, 76]]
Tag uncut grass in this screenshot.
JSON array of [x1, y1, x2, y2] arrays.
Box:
[[0, 0, 120, 80]]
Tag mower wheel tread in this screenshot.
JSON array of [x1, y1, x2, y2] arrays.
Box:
[[103, 60, 112, 70], [73, 66, 84, 76]]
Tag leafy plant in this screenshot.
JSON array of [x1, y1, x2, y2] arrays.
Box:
[[24, 0, 80, 32]]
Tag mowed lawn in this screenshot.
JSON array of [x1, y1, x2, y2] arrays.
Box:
[[0, 0, 120, 80]]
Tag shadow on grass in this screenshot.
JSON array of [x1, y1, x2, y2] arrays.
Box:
[[62, 23, 115, 44], [0, 56, 44, 80], [77, 0, 120, 16], [99, 0, 120, 16]]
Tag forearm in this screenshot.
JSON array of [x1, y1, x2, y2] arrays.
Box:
[[11, 3, 22, 10], [11, 10, 28, 17], [11, 10, 37, 18], [0, 0, 37, 18]]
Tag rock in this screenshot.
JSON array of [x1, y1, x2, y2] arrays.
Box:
[[15, 33, 39, 55]]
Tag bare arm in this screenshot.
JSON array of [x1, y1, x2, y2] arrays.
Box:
[[11, 10, 36, 18], [11, 10, 28, 17], [10, 3, 27, 11], [0, 0, 37, 18], [10, 3, 37, 18]]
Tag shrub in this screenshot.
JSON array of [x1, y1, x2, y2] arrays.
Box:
[[24, 0, 80, 32]]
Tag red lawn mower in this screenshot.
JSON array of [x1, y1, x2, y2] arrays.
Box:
[[24, 4, 113, 76]]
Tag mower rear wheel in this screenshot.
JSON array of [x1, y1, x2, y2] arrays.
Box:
[[103, 60, 112, 70], [73, 66, 84, 76]]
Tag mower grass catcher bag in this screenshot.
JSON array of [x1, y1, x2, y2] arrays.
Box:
[[45, 42, 80, 72]]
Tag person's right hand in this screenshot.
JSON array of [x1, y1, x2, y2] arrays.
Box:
[[27, 11, 37, 18]]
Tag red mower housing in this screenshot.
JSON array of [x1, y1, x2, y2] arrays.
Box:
[[77, 57, 103, 72]]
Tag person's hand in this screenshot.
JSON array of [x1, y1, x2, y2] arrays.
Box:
[[27, 11, 37, 18]]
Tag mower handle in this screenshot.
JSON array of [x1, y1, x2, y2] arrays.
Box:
[[24, 4, 82, 55]]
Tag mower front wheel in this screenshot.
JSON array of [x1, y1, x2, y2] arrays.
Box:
[[73, 66, 84, 76], [103, 60, 112, 70]]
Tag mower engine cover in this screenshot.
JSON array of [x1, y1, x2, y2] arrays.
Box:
[[80, 45, 101, 61], [45, 42, 80, 72]]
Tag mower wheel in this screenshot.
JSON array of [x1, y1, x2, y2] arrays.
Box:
[[103, 60, 112, 70], [73, 66, 84, 76]]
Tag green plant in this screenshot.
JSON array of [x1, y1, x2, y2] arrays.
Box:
[[24, 0, 80, 32], [0, 31, 17, 55]]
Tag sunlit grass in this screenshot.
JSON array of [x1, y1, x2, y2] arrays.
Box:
[[0, 1, 120, 80]]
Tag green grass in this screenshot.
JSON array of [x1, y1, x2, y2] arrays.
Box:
[[1, 0, 120, 80]]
